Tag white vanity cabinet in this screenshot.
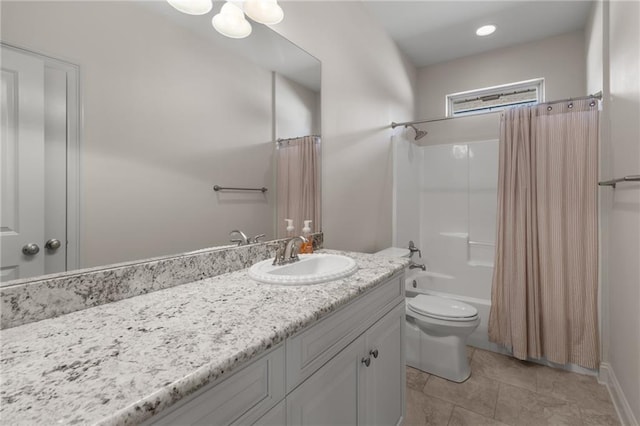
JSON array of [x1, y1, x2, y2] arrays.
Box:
[[286, 303, 405, 426], [147, 271, 405, 426]]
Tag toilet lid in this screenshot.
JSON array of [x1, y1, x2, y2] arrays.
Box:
[[407, 294, 478, 321]]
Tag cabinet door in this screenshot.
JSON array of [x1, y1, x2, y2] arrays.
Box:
[[361, 303, 405, 426], [287, 335, 366, 426]]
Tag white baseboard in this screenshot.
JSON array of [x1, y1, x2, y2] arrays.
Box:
[[599, 362, 638, 426]]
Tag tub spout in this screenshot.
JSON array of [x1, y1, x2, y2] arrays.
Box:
[[409, 262, 426, 271]]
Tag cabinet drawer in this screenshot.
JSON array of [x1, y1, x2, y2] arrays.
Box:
[[286, 272, 404, 391], [148, 344, 285, 426]]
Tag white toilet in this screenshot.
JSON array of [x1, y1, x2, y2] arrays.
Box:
[[405, 294, 479, 382], [375, 247, 480, 383]]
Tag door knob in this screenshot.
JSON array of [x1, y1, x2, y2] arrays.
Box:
[[361, 357, 371, 367], [45, 238, 62, 250], [369, 349, 379, 359], [22, 243, 40, 256]]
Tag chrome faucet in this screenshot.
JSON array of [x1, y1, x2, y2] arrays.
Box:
[[273, 236, 307, 265], [284, 236, 307, 262], [229, 230, 249, 246], [409, 261, 426, 271]]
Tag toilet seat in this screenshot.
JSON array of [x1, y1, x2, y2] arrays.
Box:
[[407, 294, 478, 322]]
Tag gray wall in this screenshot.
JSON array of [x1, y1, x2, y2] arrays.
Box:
[[592, 0, 640, 421], [275, 74, 320, 140], [416, 30, 586, 121], [273, 1, 418, 253]]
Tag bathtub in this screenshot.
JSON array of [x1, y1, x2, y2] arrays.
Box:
[[404, 269, 505, 354]]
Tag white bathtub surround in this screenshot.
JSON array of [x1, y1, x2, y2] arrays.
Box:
[[0, 233, 324, 330], [0, 250, 408, 425], [394, 138, 499, 301], [489, 99, 600, 370]]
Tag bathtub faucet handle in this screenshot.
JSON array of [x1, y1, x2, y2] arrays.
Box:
[[408, 240, 422, 258]]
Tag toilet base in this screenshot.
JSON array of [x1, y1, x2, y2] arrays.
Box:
[[406, 317, 473, 383]]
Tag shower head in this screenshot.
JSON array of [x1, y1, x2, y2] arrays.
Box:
[[406, 124, 428, 141]]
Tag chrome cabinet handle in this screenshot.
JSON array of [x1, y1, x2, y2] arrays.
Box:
[[361, 357, 371, 367], [369, 349, 379, 359], [45, 238, 62, 250], [22, 243, 40, 256]]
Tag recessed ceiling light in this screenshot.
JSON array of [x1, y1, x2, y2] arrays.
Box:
[[476, 25, 496, 37]]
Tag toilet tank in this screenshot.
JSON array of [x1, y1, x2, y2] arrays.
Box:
[[375, 247, 411, 258]]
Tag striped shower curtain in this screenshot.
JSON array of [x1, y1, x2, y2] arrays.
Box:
[[276, 136, 322, 238], [488, 98, 600, 369]]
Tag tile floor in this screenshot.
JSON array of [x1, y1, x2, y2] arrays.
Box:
[[405, 347, 620, 426]]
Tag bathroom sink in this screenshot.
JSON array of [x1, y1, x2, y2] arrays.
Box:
[[248, 254, 358, 285]]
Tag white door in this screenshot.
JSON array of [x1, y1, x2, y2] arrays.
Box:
[[1, 45, 70, 282], [1, 47, 46, 281]]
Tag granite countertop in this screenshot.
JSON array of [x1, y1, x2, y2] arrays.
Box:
[[0, 250, 408, 426]]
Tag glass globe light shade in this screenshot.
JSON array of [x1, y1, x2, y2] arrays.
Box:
[[166, 0, 213, 15], [243, 0, 284, 25], [212, 2, 252, 38]]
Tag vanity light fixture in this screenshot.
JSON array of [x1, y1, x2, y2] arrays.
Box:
[[166, 0, 213, 15], [476, 24, 496, 36], [168, 0, 284, 39], [212, 2, 253, 39]]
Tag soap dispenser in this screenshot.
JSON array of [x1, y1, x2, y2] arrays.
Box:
[[300, 220, 313, 254], [285, 219, 295, 237]]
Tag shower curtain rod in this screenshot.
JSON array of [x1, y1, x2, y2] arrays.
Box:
[[390, 91, 603, 128], [276, 134, 321, 143]]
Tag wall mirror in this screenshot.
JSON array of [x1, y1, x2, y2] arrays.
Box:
[[0, 1, 321, 284]]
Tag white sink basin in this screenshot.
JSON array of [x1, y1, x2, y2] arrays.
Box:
[[248, 253, 358, 285]]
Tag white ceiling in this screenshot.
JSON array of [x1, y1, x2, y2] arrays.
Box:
[[362, 1, 594, 68]]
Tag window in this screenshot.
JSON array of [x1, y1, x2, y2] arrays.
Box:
[[446, 78, 544, 117]]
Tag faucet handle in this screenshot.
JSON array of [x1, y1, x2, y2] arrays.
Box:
[[408, 240, 422, 258], [272, 243, 286, 266], [250, 234, 266, 244]]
